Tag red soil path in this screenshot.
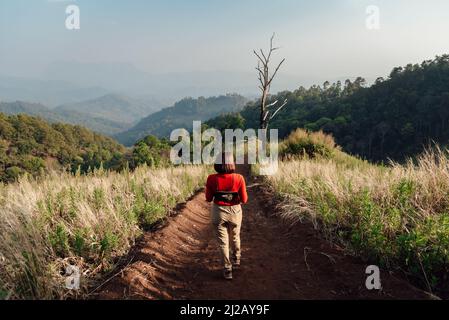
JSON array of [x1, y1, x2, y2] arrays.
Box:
[[95, 168, 434, 300]]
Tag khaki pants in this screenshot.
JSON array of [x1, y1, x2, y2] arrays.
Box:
[[211, 203, 242, 271]]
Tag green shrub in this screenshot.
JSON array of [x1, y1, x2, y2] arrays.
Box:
[[280, 129, 337, 159], [5, 166, 24, 182]]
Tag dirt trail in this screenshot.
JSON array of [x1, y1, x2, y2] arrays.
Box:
[[96, 167, 433, 300]]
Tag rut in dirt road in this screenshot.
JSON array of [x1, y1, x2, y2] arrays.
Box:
[[96, 170, 433, 300]]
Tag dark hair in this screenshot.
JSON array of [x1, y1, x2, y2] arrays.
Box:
[[214, 152, 235, 174]]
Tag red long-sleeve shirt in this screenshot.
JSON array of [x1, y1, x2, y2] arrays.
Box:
[[205, 173, 248, 206]]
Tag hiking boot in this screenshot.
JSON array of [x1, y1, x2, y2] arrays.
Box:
[[232, 258, 241, 269], [223, 269, 233, 280]]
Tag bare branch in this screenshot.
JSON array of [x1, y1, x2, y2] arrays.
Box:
[[260, 49, 268, 64], [253, 50, 265, 64], [267, 58, 286, 86], [267, 48, 273, 63], [269, 99, 288, 120], [255, 65, 264, 75], [256, 70, 264, 88], [266, 100, 279, 108], [270, 33, 275, 50], [267, 33, 279, 61], [263, 110, 270, 122], [254, 33, 286, 129]]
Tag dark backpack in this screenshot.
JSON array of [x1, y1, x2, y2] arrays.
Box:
[[213, 174, 239, 203]]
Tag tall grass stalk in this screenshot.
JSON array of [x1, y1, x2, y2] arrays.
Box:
[[266, 147, 449, 293], [0, 164, 210, 299]]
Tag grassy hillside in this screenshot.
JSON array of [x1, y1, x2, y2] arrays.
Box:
[[0, 113, 126, 182], [209, 55, 449, 162], [0, 101, 129, 136], [0, 164, 210, 299], [115, 94, 247, 146], [259, 129, 449, 296]]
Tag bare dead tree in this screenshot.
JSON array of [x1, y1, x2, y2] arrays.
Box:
[[254, 34, 288, 130]]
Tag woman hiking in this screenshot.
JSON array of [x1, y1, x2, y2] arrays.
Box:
[[205, 152, 248, 280]]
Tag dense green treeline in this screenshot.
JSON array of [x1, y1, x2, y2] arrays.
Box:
[[207, 55, 449, 162]]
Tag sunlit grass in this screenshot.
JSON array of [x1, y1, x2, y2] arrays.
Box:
[[266, 140, 449, 293], [0, 164, 210, 299]]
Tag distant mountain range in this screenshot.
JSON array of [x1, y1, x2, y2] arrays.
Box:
[[115, 94, 248, 146], [0, 75, 110, 107], [55, 93, 164, 125], [0, 92, 248, 143], [42, 61, 329, 102], [0, 94, 164, 136], [3, 62, 379, 106]]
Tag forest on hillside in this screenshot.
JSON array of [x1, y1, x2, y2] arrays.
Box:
[[0, 113, 126, 182], [207, 55, 449, 162], [0, 112, 176, 182], [115, 94, 247, 146]]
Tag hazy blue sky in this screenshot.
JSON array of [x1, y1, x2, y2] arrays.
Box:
[[1, 0, 449, 84]]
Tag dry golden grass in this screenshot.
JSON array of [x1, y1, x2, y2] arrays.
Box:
[[284, 128, 337, 149], [265, 146, 449, 293], [0, 165, 210, 299]]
